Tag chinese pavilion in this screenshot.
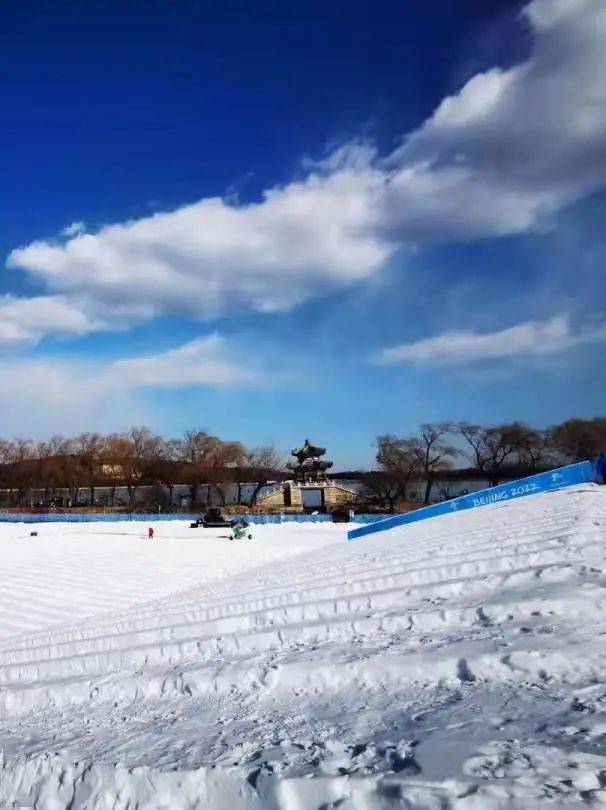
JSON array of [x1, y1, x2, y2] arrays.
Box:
[[287, 439, 334, 483]]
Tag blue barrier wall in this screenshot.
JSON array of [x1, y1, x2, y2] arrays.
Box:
[[348, 459, 601, 541], [0, 511, 385, 526]]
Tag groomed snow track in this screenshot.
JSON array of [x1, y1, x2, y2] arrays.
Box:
[[2, 485, 606, 808]]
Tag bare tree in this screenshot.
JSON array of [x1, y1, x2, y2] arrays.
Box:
[[7, 439, 37, 506], [100, 435, 124, 506], [126, 427, 164, 505], [73, 433, 106, 505], [128, 426, 163, 461], [245, 445, 284, 505], [206, 440, 246, 505], [0, 440, 15, 504], [374, 434, 422, 509], [176, 431, 244, 507], [37, 436, 91, 505], [104, 432, 145, 507], [552, 418, 606, 462], [457, 422, 533, 487], [147, 439, 182, 507], [413, 423, 457, 505], [518, 428, 558, 470], [360, 470, 404, 513], [177, 430, 211, 507]]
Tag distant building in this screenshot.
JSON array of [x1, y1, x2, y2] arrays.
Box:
[[255, 440, 360, 512]]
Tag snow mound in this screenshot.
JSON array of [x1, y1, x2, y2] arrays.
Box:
[[1, 486, 606, 808]]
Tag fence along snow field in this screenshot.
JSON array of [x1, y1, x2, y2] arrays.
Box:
[[348, 458, 604, 541]]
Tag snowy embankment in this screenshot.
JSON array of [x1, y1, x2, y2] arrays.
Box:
[[1, 487, 606, 808]]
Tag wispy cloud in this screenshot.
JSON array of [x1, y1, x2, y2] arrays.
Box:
[[60, 221, 86, 237], [373, 315, 606, 366], [0, 336, 261, 435], [4, 0, 606, 344], [108, 334, 261, 388], [0, 295, 105, 346]]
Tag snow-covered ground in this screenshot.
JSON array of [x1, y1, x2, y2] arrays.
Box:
[[0, 520, 340, 640], [1, 487, 606, 808]]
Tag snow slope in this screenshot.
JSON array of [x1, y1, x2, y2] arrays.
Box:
[[0, 520, 341, 640], [1, 487, 606, 808]]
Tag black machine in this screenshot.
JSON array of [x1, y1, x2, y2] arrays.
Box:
[[190, 507, 236, 529], [331, 507, 351, 523]]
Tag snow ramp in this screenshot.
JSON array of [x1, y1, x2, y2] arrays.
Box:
[[349, 459, 603, 541]]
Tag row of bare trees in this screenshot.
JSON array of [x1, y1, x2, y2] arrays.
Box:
[[368, 418, 606, 510], [0, 427, 283, 508], [0, 417, 603, 509]]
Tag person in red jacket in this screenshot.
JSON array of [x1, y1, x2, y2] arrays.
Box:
[[148, 527, 154, 540]]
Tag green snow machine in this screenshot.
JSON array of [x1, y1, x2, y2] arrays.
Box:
[[230, 520, 253, 541]]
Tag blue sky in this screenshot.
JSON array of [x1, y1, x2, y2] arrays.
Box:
[[0, 0, 605, 468]]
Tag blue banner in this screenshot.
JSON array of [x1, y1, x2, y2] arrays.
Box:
[[348, 459, 600, 541]]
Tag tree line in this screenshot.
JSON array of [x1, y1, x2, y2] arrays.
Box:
[[367, 418, 606, 511], [0, 428, 282, 508], [0, 417, 603, 509]]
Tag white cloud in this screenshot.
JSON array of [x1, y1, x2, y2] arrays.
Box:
[[109, 334, 261, 388], [381, 0, 606, 242], [0, 295, 104, 346], [60, 221, 86, 237], [8, 169, 390, 325], [0, 358, 140, 437], [0, 335, 260, 435], [4, 0, 606, 342], [300, 139, 378, 173], [374, 315, 606, 366]]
